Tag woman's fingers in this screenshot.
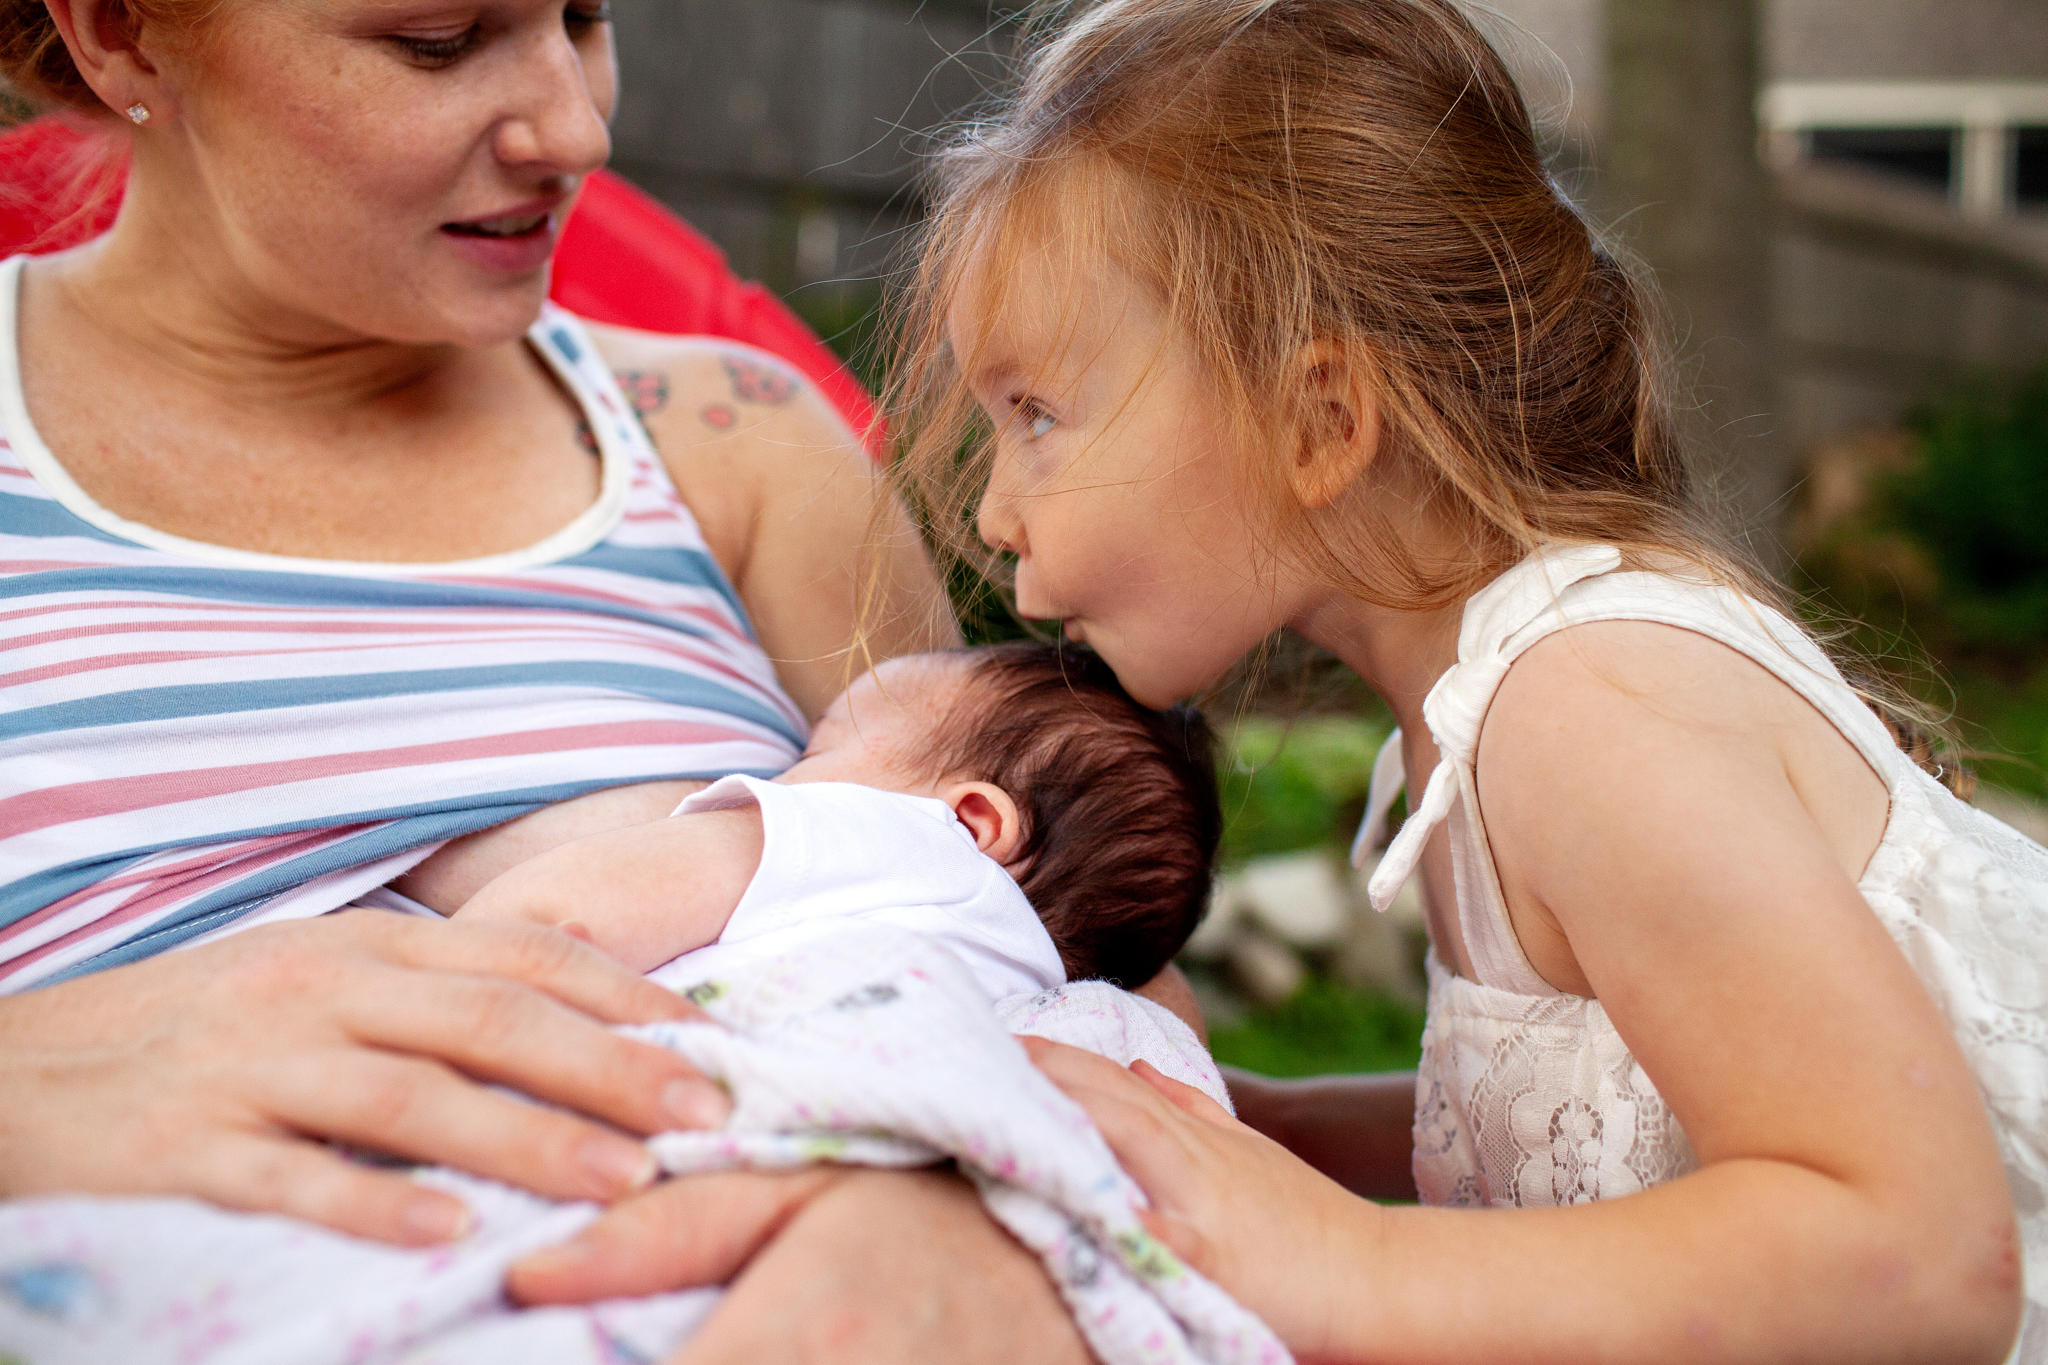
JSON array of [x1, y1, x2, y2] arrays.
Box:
[[337, 968, 731, 1139], [509, 1169, 841, 1304], [345, 913, 697, 1027], [671, 1170, 1092, 1365], [261, 1049, 662, 1204], [178, 1130, 474, 1246]]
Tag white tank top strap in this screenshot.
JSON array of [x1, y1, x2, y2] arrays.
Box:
[[1357, 542, 1912, 996]]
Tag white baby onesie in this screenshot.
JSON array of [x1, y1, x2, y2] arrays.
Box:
[[653, 773, 1066, 1001]]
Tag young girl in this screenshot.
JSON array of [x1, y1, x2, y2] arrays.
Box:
[[887, 0, 2047, 1360]]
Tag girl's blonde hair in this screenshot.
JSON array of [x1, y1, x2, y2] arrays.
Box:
[[882, 0, 1968, 788], [886, 0, 1781, 618]]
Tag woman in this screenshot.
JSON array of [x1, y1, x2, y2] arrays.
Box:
[[0, 1, 1104, 1357]]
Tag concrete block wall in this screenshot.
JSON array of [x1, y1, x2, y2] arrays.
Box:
[[606, 0, 1007, 308]]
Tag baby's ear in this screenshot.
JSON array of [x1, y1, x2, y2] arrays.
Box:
[[944, 781, 1024, 865]]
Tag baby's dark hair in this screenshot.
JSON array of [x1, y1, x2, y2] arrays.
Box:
[[914, 641, 1220, 986]]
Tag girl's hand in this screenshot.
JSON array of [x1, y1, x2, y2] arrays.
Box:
[[1024, 1036, 1378, 1355], [0, 912, 732, 1245], [509, 1167, 1092, 1365]]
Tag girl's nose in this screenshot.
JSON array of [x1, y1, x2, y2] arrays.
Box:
[[976, 483, 1026, 557], [492, 22, 614, 177]]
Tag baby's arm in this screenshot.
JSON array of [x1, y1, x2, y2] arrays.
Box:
[[453, 808, 765, 974]]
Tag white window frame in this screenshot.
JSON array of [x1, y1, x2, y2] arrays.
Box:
[[1760, 80, 2048, 218]]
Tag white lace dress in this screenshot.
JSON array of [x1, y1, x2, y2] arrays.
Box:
[[1358, 544, 2048, 1360]]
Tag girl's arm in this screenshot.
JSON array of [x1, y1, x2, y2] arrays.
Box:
[[454, 808, 765, 975], [1040, 623, 2024, 1365], [1224, 1068, 1420, 1202]]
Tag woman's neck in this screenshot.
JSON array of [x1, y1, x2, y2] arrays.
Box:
[[44, 188, 463, 417]]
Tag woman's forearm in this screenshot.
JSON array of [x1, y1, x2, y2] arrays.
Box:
[[1224, 1067, 1419, 1202]]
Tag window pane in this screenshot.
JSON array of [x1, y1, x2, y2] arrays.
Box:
[[2018, 127, 2048, 208], [1806, 127, 1956, 193]]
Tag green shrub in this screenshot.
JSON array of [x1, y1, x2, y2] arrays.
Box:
[[1883, 367, 2048, 652], [1219, 715, 1392, 864], [1208, 975, 1426, 1077]]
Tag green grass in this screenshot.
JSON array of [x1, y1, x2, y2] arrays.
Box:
[[1207, 976, 1427, 1077], [1219, 714, 1392, 865]]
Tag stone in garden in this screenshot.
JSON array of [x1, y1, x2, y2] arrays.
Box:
[[1226, 929, 1306, 1007], [1182, 872, 1249, 960], [1976, 787, 2048, 848], [1238, 850, 1349, 948]]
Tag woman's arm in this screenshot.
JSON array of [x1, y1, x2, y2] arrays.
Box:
[[0, 914, 730, 1244], [597, 329, 960, 719]]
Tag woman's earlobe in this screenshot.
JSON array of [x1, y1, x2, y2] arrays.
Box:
[[945, 782, 1024, 865]]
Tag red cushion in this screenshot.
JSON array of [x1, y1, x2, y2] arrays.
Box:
[[0, 117, 879, 452]]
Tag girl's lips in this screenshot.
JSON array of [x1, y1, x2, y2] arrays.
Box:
[[439, 212, 558, 274]]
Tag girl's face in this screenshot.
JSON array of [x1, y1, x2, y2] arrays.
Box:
[[131, 0, 616, 346], [955, 244, 1296, 707]]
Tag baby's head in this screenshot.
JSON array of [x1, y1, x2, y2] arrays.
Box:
[[782, 642, 1220, 986]]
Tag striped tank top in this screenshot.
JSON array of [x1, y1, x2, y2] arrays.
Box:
[[0, 256, 807, 992]]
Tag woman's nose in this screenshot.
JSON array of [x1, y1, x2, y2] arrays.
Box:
[[493, 21, 614, 176]]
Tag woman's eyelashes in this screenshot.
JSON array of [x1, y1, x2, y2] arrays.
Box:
[[391, 4, 610, 68], [392, 27, 479, 66]]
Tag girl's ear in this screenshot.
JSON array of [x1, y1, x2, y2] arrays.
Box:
[[943, 781, 1024, 866], [1288, 340, 1384, 510]]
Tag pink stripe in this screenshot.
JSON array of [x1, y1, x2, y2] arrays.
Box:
[[0, 623, 771, 699], [1, 827, 352, 950], [0, 560, 121, 574], [0, 827, 365, 981], [1, 718, 761, 839]]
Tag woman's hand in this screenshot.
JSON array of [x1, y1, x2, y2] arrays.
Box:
[[510, 1168, 1093, 1365], [0, 912, 731, 1245], [1024, 1037, 1379, 1356]]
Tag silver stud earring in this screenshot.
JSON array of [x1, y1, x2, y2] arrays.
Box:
[[125, 103, 151, 125]]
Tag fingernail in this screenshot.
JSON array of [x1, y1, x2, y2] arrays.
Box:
[[579, 1136, 658, 1197], [661, 1078, 731, 1130], [402, 1194, 472, 1243]]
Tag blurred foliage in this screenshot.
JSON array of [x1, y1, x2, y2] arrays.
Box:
[[1796, 365, 2048, 798], [1208, 976, 1426, 1077], [1883, 369, 2048, 652], [1219, 715, 1393, 865]]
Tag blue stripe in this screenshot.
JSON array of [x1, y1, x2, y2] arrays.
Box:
[[0, 557, 742, 630], [30, 764, 792, 987], [0, 770, 792, 932], [3, 661, 805, 747], [0, 491, 140, 547], [566, 544, 749, 626]]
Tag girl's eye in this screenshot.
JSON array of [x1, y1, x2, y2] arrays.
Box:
[[394, 28, 479, 66], [1013, 399, 1057, 440]]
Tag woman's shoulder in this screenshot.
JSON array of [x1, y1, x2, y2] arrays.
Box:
[[579, 321, 875, 581]]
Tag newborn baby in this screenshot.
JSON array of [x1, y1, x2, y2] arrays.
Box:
[[454, 641, 1222, 998]]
